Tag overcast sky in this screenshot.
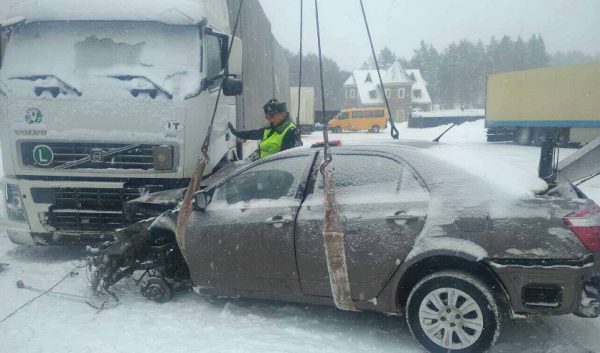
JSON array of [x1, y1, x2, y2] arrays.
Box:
[[1, 1, 598, 71], [259, 0, 600, 71]]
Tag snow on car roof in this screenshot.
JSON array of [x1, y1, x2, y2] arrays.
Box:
[[6, 0, 230, 29]]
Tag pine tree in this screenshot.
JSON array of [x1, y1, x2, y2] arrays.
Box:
[[528, 34, 550, 68], [377, 47, 398, 70]]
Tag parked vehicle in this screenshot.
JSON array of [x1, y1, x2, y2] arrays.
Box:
[[94, 142, 600, 353], [0, 0, 290, 245], [290, 86, 315, 134], [328, 107, 388, 133], [486, 61, 600, 146]]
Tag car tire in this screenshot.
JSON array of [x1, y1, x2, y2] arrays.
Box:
[[370, 125, 380, 133], [333, 126, 342, 133], [406, 271, 500, 353]]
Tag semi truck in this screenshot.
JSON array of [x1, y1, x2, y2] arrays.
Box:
[[486, 61, 600, 146], [0, 0, 290, 245], [289, 86, 315, 134]]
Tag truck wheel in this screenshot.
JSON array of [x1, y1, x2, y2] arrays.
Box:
[[370, 125, 380, 133], [406, 271, 500, 353], [516, 127, 532, 145], [333, 126, 342, 133], [141, 277, 173, 303]]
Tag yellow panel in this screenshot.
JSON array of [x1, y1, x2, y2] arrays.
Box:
[[486, 61, 600, 122]]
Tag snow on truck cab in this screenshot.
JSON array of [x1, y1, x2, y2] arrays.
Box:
[[0, 0, 250, 245]]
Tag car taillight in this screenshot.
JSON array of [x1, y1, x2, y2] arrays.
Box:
[[563, 202, 600, 251]]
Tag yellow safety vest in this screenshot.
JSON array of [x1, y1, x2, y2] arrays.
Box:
[[260, 121, 296, 159]]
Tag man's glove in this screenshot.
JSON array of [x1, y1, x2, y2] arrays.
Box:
[[228, 122, 237, 135]]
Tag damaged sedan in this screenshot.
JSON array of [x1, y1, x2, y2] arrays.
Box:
[[91, 142, 600, 353]]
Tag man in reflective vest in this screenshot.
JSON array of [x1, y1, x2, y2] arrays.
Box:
[[228, 99, 303, 158]]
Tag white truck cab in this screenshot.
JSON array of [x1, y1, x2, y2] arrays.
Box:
[[0, 0, 246, 245]]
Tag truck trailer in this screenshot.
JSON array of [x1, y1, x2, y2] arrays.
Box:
[[486, 61, 600, 146], [289, 86, 315, 134], [0, 0, 290, 245]]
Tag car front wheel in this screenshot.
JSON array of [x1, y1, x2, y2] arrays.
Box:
[[406, 271, 500, 353], [333, 126, 342, 133]]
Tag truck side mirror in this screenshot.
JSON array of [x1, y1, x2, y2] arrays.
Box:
[[223, 77, 242, 96], [193, 191, 209, 212]]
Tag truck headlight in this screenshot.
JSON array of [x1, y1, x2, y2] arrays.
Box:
[[5, 184, 27, 222], [153, 145, 174, 171]]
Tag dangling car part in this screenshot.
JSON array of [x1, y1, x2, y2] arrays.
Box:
[[88, 159, 248, 301], [88, 189, 192, 302]]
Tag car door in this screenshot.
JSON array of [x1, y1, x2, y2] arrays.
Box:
[[185, 152, 316, 295], [350, 110, 364, 131], [295, 151, 429, 300]]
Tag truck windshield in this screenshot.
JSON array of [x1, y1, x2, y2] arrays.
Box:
[[0, 21, 201, 100]]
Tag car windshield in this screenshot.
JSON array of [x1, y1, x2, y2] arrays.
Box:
[[0, 21, 201, 99]]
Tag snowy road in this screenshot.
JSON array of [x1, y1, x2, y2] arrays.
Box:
[[1, 121, 599, 353]]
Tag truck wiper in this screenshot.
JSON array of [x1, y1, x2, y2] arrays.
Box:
[[11, 75, 82, 96], [108, 75, 173, 100]]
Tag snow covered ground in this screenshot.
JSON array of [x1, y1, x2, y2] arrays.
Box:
[[1, 120, 599, 353]]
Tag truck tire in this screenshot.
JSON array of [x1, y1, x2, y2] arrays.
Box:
[[333, 126, 342, 134], [406, 271, 500, 353], [370, 125, 380, 133], [516, 127, 532, 145]]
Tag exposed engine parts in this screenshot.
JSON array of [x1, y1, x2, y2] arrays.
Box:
[[88, 198, 192, 303]]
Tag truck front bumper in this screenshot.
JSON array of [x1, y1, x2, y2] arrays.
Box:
[[0, 217, 34, 245], [1, 175, 144, 245]]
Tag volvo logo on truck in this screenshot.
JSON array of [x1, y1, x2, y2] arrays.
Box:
[[32, 145, 54, 166], [25, 108, 43, 124]]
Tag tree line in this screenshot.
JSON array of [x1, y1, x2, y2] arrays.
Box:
[[284, 35, 599, 111], [284, 50, 350, 112], [375, 35, 550, 108]]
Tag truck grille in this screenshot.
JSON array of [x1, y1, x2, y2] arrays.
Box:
[[35, 187, 146, 232], [20, 142, 169, 170]]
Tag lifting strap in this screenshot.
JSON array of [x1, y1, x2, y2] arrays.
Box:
[[314, 0, 358, 312], [175, 0, 244, 257]]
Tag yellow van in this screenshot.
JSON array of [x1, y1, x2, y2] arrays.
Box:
[[328, 108, 389, 133]]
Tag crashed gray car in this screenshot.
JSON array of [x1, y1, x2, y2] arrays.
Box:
[[100, 143, 600, 353]]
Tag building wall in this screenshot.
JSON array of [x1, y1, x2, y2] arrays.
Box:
[[343, 84, 412, 122]]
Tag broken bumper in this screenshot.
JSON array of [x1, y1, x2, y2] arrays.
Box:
[[489, 255, 596, 316]]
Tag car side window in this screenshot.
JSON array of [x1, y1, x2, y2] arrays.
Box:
[[309, 154, 427, 202], [211, 156, 309, 205], [338, 112, 349, 120], [314, 155, 402, 199], [352, 111, 364, 119]]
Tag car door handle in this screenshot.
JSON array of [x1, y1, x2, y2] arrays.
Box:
[[264, 215, 293, 225], [387, 214, 421, 221]]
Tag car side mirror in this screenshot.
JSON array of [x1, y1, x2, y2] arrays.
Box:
[[193, 191, 209, 212], [223, 77, 243, 96]]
